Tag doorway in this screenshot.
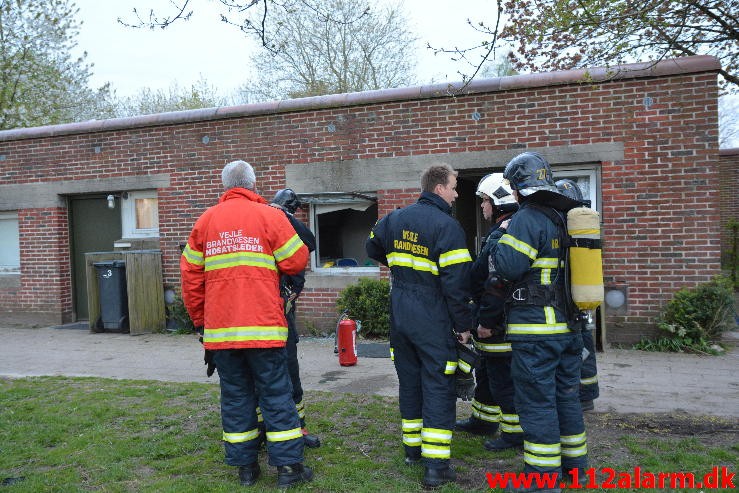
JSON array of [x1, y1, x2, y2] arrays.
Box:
[[69, 195, 122, 320]]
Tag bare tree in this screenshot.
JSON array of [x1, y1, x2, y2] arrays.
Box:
[[719, 95, 739, 148], [115, 77, 232, 117], [240, 0, 416, 100]]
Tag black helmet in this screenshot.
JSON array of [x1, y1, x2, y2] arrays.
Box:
[[555, 179, 583, 201], [272, 188, 301, 213], [503, 152, 556, 196]]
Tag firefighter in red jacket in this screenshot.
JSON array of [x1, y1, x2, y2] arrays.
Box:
[[180, 160, 313, 489]]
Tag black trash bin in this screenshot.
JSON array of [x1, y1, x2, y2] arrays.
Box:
[[93, 260, 129, 332]]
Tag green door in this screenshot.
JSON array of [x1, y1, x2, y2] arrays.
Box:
[[69, 195, 122, 320]]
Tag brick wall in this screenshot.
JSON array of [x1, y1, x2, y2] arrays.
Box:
[[0, 56, 724, 344]]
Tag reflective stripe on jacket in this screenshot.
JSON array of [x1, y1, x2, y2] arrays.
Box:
[[180, 187, 308, 349], [365, 191, 473, 332]]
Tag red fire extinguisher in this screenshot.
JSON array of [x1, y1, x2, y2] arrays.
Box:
[[336, 315, 358, 367]]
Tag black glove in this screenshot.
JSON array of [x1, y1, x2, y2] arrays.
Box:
[[455, 371, 476, 401], [204, 349, 216, 378]]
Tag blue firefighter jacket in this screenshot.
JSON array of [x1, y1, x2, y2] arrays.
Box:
[[493, 199, 573, 341], [365, 191, 474, 334]]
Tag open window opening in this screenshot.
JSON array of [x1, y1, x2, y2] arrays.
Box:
[[301, 192, 379, 272]]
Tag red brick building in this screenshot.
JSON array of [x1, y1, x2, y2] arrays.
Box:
[[0, 55, 731, 344]]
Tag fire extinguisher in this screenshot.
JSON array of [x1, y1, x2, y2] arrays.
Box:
[[335, 312, 358, 366]]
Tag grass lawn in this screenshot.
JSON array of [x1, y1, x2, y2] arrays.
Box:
[[0, 376, 736, 492]]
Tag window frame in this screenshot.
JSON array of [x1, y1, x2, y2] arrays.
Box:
[[303, 193, 380, 274], [121, 190, 160, 239], [0, 211, 21, 274]]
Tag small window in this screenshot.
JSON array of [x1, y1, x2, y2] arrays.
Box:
[[122, 190, 159, 238], [552, 167, 599, 212], [0, 212, 20, 274], [304, 193, 379, 272]]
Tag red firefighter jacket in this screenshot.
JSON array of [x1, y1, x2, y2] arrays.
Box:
[[180, 187, 308, 349]]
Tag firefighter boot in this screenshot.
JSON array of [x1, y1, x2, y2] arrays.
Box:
[[277, 463, 314, 489], [238, 463, 261, 486], [484, 436, 523, 451], [423, 466, 457, 488], [302, 428, 321, 448], [580, 400, 595, 412], [455, 416, 498, 436]]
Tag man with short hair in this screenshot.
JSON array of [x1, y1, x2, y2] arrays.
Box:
[[366, 163, 473, 488], [180, 160, 313, 489]]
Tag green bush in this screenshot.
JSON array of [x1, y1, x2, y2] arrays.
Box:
[[635, 276, 736, 354], [336, 278, 390, 338], [167, 294, 195, 333]]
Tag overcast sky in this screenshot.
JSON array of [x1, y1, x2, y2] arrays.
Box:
[[74, 0, 495, 98], [72, 1, 737, 147]]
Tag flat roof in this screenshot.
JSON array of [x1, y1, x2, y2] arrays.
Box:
[[0, 55, 720, 142]]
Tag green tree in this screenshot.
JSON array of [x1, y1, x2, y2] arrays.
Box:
[[115, 77, 231, 117], [499, 0, 738, 92], [0, 0, 115, 130]]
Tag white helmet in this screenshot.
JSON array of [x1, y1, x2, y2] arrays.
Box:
[[476, 173, 517, 210]]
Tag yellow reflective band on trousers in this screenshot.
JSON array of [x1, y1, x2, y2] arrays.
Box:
[[500, 413, 523, 433], [421, 428, 452, 459], [499, 234, 538, 260], [402, 419, 422, 447], [266, 427, 303, 442], [182, 244, 204, 266], [438, 248, 472, 268], [387, 252, 439, 275], [474, 341, 512, 353], [223, 428, 260, 443], [561, 431, 588, 457], [444, 361, 458, 374], [472, 400, 501, 423], [390, 347, 395, 361], [524, 441, 561, 468], [273, 233, 303, 262], [204, 250, 277, 272], [580, 375, 598, 385], [203, 326, 289, 343]]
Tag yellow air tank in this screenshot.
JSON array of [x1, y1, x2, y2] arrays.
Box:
[[566, 207, 604, 310]]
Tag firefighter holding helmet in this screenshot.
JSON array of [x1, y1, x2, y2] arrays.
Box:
[[493, 152, 588, 492], [456, 173, 524, 451]]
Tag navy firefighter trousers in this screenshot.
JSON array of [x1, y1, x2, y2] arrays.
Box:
[[213, 348, 304, 467], [511, 331, 588, 479]]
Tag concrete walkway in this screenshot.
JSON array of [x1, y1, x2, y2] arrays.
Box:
[[0, 326, 737, 418]]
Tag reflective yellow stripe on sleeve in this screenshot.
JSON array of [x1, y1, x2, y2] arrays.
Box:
[[273, 233, 304, 262], [438, 248, 472, 268], [182, 243, 204, 266], [499, 234, 538, 260]]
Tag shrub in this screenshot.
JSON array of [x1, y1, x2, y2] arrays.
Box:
[[634, 277, 736, 355], [336, 278, 390, 338], [167, 294, 195, 333]]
